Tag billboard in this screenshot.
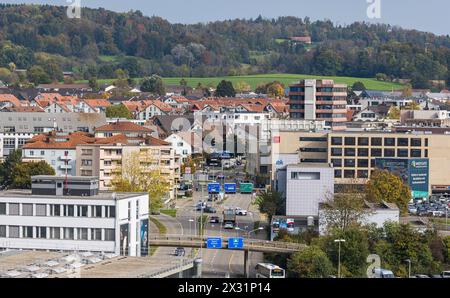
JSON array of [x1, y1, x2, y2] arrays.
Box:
[[140, 219, 149, 256], [120, 224, 129, 256], [375, 158, 429, 199]]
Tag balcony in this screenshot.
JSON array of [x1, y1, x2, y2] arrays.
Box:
[[59, 155, 72, 161], [59, 164, 72, 170]]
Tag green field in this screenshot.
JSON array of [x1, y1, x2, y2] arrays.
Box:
[[79, 73, 404, 91]]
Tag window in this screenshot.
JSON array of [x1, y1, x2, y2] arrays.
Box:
[[344, 170, 355, 178], [384, 149, 395, 157], [411, 149, 421, 158], [411, 138, 422, 147], [105, 229, 115, 241], [50, 227, 61, 239], [398, 138, 409, 147], [91, 228, 102, 241], [371, 148, 382, 157], [358, 159, 369, 168], [331, 159, 342, 167], [331, 148, 343, 156], [105, 206, 116, 218], [344, 148, 356, 156], [334, 170, 342, 178], [344, 137, 356, 146], [63, 205, 74, 217], [397, 149, 409, 157], [128, 202, 131, 221], [63, 228, 74, 240], [22, 204, 33, 216], [371, 137, 382, 146], [291, 172, 321, 180], [358, 148, 369, 157], [0, 203, 5, 215], [82, 159, 93, 166], [36, 204, 46, 216], [22, 226, 33, 238], [344, 159, 355, 167], [9, 226, 19, 238], [9, 203, 19, 215], [357, 170, 369, 178], [0, 225, 6, 237], [104, 160, 112, 166], [425, 138, 429, 146], [78, 228, 88, 240], [358, 137, 369, 146], [77, 205, 88, 217], [136, 200, 139, 219], [92, 206, 102, 218], [384, 138, 395, 146], [36, 227, 46, 239], [331, 137, 343, 145], [425, 149, 428, 157], [300, 137, 328, 142], [51, 205, 61, 216], [40, 150, 45, 156]]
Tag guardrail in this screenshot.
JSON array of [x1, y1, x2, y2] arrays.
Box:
[[138, 259, 195, 278]]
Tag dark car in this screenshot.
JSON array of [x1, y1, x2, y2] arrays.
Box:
[[204, 207, 217, 213], [174, 247, 185, 257]]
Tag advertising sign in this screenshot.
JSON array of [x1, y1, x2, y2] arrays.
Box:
[[140, 219, 149, 256], [228, 237, 244, 249], [375, 158, 429, 198], [206, 237, 223, 249]]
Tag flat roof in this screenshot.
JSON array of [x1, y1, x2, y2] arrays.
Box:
[[32, 176, 99, 181], [286, 163, 333, 169], [0, 190, 147, 201]]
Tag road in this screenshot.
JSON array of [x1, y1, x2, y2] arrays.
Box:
[[175, 190, 266, 278]]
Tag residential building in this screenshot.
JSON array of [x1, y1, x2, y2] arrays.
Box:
[[0, 176, 149, 256], [94, 121, 154, 138], [0, 132, 35, 158], [165, 131, 202, 161], [400, 110, 450, 127]]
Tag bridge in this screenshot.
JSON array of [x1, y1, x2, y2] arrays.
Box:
[[149, 235, 306, 254], [149, 235, 306, 277]]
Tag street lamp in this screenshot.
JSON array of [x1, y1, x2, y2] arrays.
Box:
[[405, 259, 411, 278], [188, 219, 195, 236], [247, 227, 264, 238], [334, 239, 346, 278]]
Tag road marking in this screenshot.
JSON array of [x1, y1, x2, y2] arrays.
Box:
[[228, 252, 235, 274]]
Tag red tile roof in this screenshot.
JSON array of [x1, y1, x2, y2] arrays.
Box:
[[0, 94, 22, 107], [95, 121, 153, 133]]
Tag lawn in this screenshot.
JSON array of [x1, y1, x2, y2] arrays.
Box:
[[150, 216, 167, 235], [78, 74, 403, 91], [160, 209, 177, 217]]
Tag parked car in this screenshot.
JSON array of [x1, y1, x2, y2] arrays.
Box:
[[414, 274, 430, 278], [204, 207, 217, 214], [372, 268, 395, 278], [174, 247, 185, 257], [441, 271, 450, 278], [209, 216, 220, 223]]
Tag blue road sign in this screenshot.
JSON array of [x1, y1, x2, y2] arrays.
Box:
[[206, 237, 222, 249], [208, 183, 221, 194], [228, 237, 244, 249]]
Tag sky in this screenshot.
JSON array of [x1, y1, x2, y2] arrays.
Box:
[[2, 0, 450, 36]]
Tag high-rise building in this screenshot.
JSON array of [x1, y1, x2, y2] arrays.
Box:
[[288, 79, 348, 130]]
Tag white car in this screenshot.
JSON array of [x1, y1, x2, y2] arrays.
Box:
[[235, 208, 247, 216], [223, 222, 234, 229]]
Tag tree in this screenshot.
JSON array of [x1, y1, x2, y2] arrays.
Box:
[[320, 191, 370, 233], [111, 151, 170, 212], [254, 190, 285, 219], [404, 101, 421, 110], [365, 169, 412, 214], [113, 69, 129, 88], [140, 75, 166, 95], [0, 149, 23, 186], [402, 84, 413, 97], [215, 80, 236, 97], [387, 105, 400, 120], [180, 78, 188, 95], [27, 66, 51, 85], [105, 103, 133, 119], [351, 81, 366, 91], [0, 67, 18, 85], [11, 161, 55, 189], [266, 82, 285, 98], [88, 77, 99, 91], [288, 246, 334, 278], [234, 81, 252, 93]]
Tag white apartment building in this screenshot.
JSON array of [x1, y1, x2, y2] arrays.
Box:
[[0, 176, 149, 256], [0, 132, 35, 158]]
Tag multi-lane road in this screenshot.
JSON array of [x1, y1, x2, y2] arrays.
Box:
[[174, 191, 266, 278]]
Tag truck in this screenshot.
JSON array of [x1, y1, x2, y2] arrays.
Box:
[[222, 208, 236, 228]]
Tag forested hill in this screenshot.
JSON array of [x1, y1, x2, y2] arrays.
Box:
[[0, 3, 449, 87]]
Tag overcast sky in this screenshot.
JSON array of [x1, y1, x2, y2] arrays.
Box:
[[3, 0, 450, 35]]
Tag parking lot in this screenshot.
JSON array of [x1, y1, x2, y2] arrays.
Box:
[[408, 194, 450, 218]]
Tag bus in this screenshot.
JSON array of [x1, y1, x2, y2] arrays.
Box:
[[255, 263, 285, 278]]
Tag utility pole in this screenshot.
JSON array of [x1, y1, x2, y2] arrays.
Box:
[[405, 259, 411, 278]]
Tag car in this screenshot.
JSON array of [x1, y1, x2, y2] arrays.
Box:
[[223, 222, 234, 229], [151, 210, 160, 215], [210, 216, 220, 223], [174, 247, 185, 257], [372, 268, 395, 278], [441, 271, 450, 278], [414, 274, 430, 278], [204, 207, 216, 213], [235, 208, 247, 216], [408, 207, 418, 214]]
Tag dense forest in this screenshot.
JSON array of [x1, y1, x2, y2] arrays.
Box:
[[0, 4, 449, 87]]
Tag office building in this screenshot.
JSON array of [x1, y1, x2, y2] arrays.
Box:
[[288, 79, 347, 130], [0, 176, 149, 256]]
